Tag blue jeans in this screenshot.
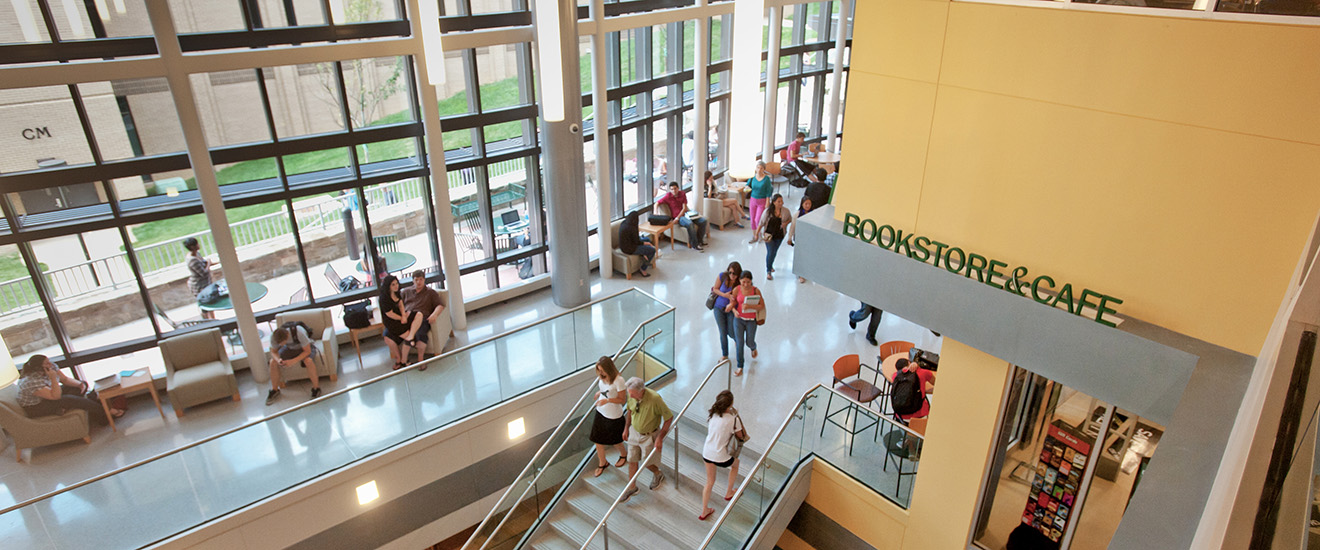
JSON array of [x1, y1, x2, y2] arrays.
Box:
[[733, 317, 758, 370], [676, 215, 708, 247], [635, 243, 656, 270], [713, 308, 735, 357], [765, 237, 784, 272], [849, 303, 883, 339]]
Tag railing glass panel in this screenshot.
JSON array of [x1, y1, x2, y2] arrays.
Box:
[[702, 385, 925, 549], [0, 288, 672, 550], [465, 309, 676, 550]]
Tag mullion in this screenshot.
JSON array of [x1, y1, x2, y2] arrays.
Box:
[[36, 0, 61, 43], [283, 0, 299, 26], [253, 67, 291, 190], [332, 60, 364, 180], [80, 0, 108, 38], [239, 0, 264, 31]]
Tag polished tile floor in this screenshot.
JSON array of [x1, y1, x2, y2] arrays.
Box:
[[0, 219, 941, 533]]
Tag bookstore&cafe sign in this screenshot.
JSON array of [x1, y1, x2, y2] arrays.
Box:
[[842, 212, 1123, 328]]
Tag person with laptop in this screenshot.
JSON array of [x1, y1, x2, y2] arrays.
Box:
[[657, 181, 709, 252]]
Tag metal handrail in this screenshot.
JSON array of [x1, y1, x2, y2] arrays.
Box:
[[578, 358, 733, 550], [464, 323, 670, 550], [696, 383, 925, 548], [0, 287, 669, 516]]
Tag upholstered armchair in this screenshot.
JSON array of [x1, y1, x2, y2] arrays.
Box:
[[0, 385, 89, 462], [610, 218, 643, 279], [275, 308, 339, 383], [160, 329, 240, 417], [704, 196, 738, 230], [426, 289, 453, 355]]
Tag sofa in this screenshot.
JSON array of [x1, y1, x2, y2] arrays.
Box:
[[275, 308, 339, 384], [160, 328, 241, 417], [0, 384, 90, 462], [609, 218, 644, 279]]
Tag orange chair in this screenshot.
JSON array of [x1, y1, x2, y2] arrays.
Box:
[[879, 340, 915, 361], [822, 354, 884, 455]]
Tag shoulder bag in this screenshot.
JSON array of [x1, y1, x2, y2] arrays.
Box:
[[725, 414, 749, 460], [705, 292, 718, 310], [755, 292, 767, 325]]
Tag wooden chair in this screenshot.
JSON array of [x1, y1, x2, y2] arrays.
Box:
[[373, 234, 398, 254], [880, 340, 915, 361], [808, 142, 822, 154], [821, 354, 884, 455]]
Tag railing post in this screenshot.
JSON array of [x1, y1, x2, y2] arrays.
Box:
[[603, 521, 609, 550], [673, 423, 680, 489]]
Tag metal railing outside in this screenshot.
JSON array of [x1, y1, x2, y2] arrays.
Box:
[[0, 287, 671, 550], [577, 358, 734, 550], [461, 315, 675, 550], [698, 384, 927, 549]]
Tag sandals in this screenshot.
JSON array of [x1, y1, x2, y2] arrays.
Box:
[[614, 456, 628, 468], [725, 491, 736, 501], [594, 464, 607, 477], [392, 361, 405, 371], [699, 507, 716, 521]]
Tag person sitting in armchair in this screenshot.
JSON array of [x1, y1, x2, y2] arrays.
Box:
[[657, 181, 708, 252], [18, 355, 119, 426]]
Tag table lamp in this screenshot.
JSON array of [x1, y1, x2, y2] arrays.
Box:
[[0, 334, 17, 389]]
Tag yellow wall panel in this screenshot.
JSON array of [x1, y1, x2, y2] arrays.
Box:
[[832, 72, 937, 229], [805, 460, 910, 550], [902, 339, 1011, 550], [939, 3, 1320, 145], [850, 0, 950, 83], [917, 86, 1320, 355]]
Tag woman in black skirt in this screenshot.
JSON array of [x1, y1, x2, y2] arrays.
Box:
[[590, 355, 628, 477]]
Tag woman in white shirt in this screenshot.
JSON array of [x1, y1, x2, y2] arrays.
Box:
[[589, 356, 628, 477], [700, 390, 745, 520]]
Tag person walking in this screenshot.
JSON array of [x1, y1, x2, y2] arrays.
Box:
[[590, 356, 629, 477], [746, 162, 773, 242], [265, 324, 323, 405], [620, 377, 674, 502], [18, 355, 119, 425], [700, 390, 746, 520], [379, 274, 425, 371], [848, 302, 884, 346], [726, 270, 764, 377], [755, 194, 796, 280], [711, 261, 742, 362], [619, 210, 656, 277]]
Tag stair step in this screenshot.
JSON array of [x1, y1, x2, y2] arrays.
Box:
[[530, 533, 580, 550], [563, 489, 687, 550], [543, 512, 611, 550]]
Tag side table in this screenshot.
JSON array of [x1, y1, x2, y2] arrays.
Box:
[[349, 309, 385, 370], [97, 369, 166, 432]]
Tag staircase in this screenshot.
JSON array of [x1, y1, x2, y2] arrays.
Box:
[[523, 414, 791, 550]]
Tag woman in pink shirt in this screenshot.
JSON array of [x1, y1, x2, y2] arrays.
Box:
[[724, 271, 764, 377]]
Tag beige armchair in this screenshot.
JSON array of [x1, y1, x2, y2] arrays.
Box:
[[0, 385, 89, 462], [704, 197, 737, 230], [160, 329, 240, 417], [609, 218, 643, 279], [426, 289, 453, 355], [275, 308, 339, 383]]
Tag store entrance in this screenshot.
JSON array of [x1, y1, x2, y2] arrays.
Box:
[[973, 367, 1165, 550]]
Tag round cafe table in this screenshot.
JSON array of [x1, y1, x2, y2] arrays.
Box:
[[357, 251, 418, 275], [809, 151, 842, 165], [199, 282, 268, 312]]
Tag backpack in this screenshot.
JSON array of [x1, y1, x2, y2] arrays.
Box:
[[197, 283, 223, 304], [343, 302, 371, 329], [338, 276, 363, 292], [891, 369, 925, 416]]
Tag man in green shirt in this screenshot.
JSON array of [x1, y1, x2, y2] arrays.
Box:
[[621, 377, 674, 501]]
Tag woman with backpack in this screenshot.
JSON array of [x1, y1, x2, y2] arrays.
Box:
[[754, 194, 795, 280], [265, 323, 322, 405], [699, 390, 747, 521]]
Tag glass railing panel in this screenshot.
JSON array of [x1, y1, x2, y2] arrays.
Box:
[[704, 386, 925, 548], [0, 288, 673, 550], [183, 399, 359, 518], [38, 453, 205, 549], [469, 319, 666, 550]]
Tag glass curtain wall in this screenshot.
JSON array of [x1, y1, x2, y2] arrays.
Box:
[[0, 0, 852, 378]]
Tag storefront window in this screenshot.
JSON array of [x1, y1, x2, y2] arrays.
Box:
[[973, 367, 1165, 549]]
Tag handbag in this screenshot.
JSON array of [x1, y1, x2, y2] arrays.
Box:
[[647, 213, 672, 226], [725, 414, 749, 459], [705, 292, 718, 310]]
